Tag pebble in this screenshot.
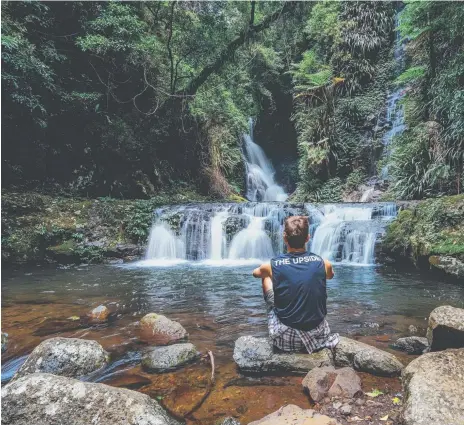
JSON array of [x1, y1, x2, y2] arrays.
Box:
[[355, 398, 365, 406], [333, 402, 342, 410], [409, 324, 418, 334], [340, 404, 352, 416]]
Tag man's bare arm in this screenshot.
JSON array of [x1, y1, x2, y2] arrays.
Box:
[[252, 262, 272, 278], [324, 259, 334, 279]]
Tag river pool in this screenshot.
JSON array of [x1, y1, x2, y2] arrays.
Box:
[[2, 261, 463, 423]]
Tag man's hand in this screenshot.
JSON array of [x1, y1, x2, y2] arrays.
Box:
[[252, 262, 272, 279]]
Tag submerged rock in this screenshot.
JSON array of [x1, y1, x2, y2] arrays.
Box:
[[142, 343, 199, 372], [139, 313, 188, 345], [233, 336, 333, 374], [217, 418, 241, 425], [248, 404, 340, 425], [426, 305, 464, 351], [13, 337, 109, 381], [334, 336, 403, 377], [302, 366, 362, 402], [401, 348, 464, 425], [88, 305, 110, 323], [392, 336, 429, 354], [2, 373, 181, 425], [2, 332, 8, 353]]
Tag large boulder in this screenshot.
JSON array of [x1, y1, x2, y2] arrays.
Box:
[[248, 404, 340, 425], [302, 366, 362, 402], [233, 336, 333, 374], [13, 337, 108, 381], [426, 305, 464, 351], [392, 336, 429, 354], [401, 348, 464, 425], [142, 343, 199, 372], [334, 336, 403, 377], [1, 373, 181, 425], [139, 313, 188, 345]]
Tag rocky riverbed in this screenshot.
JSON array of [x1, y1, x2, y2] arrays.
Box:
[[2, 301, 463, 425]]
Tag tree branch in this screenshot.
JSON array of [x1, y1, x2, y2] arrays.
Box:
[[173, 1, 296, 98]]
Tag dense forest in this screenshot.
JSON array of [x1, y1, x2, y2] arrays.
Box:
[[2, 1, 463, 201]]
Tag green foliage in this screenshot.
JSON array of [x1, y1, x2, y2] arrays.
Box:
[[384, 195, 464, 261], [387, 1, 464, 200], [292, 2, 394, 198], [395, 66, 426, 85], [2, 1, 300, 198], [345, 169, 367, 192], [314, 178, 343, 203], [123, 200, 156, 243]]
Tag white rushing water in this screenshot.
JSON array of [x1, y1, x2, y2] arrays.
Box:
[[142, 202, 397, 266], [145, 223, 185, 260], [243, 119, 287, 202]]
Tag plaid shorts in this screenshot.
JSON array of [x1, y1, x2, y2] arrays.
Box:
[[264, 289, 340, 354]]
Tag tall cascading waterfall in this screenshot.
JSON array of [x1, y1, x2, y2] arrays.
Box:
[[143, 202, 397, 266], [380, 10, 407, 180], [243, 119, 288, 202]]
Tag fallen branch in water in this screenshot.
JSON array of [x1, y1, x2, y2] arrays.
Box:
[[184, 350, 215, 419]]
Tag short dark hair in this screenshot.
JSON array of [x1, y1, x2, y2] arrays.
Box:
[[284, 216, 309, 249]]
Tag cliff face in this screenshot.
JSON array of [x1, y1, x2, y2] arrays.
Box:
[[382, 195, 464, 279]]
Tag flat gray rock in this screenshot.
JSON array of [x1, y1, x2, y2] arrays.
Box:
[[426, 305, 464, 351], [302, 366, 362, 402], [142, 343, 199, 372], [13, 337, 108, 381], [334, 336, 403, 377], [233, 336, 333, 374], [248, 404, 340, 425], [1, 373, 181, 425], [392, 336, 429, 354], [401, 348, 464, 425]]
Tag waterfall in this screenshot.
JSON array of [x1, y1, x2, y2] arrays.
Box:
[[243, 119, 287, 202], [228, 217, 274, 260], [145, 223, 185, 261], [380, 11, 407, 180], [310, 204, 396, 265], [142, 202, 397, 266]]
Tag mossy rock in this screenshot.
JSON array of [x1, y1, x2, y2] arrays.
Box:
[[383, 195, 464, 272], [46, 240, 79, 263]]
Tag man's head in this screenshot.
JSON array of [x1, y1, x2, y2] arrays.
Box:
[[283, 216, 309, 249]]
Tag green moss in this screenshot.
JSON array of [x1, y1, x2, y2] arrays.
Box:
[[228, 193, 247, 203], [47, 239, 77, 254], [384, 195, 464, 262]]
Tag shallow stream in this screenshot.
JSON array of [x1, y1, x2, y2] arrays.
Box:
[[2, 261, 463, 423]]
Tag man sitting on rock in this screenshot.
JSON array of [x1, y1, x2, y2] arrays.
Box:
[[252, 216, 339, 354]]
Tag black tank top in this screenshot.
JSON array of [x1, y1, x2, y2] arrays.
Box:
[[271, 251, 327, 331]]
